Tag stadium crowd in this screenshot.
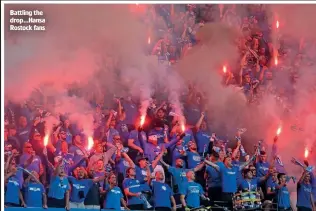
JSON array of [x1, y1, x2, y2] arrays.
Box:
[[4, 4, 316, 211]]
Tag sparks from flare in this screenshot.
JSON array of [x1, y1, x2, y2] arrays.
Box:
[[44, 135, 49, 147], [87, 136, 94, 150], [304, 148, 309, 158]]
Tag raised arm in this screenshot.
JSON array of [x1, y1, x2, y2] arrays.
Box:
[[240, 154, 256, 171], [160, 158, 170, 169], [204, 159, 220, 172], [103, 142, 117, 164], [193, 162, 205, 172], [152, 148, 165, 169], [195, 112, 205, 131], [122, 152, 135, 168]]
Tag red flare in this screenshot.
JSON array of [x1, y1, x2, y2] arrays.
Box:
[[181, 124, 185, 132], [87, 136, 94, 150], [304, 148, 309, 158], [276, 126, 282, 136], [274, 57, 278, 66], [223, 65, 227, 73], [276, 20, 279, 29], [147, 37, 151, 44], [140, 115, 146, 127], [44, 135, 49, 147]]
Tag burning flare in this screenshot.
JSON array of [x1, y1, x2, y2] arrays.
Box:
[[87, 136, 94, 150], [44, 134, 49, 147], [147, 36, 151, 44], [274, 57, 278, 66], [140, 115, 146, 127], [276, 20, 279, 29], [304, 148, 309, 158], [276, 126, 282, 136], [222, 65, 227, 73], [181, 124, 185, 132]]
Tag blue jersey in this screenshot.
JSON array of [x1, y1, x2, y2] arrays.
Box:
[[24, 182, 45, 207], [180, 181, 204, 208], [103, 184, 124, 210], [297, 183, 313, 209], [152, 181, 174, 208], [122, 178, 143, 205]]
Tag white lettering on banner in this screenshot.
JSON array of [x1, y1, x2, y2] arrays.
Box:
[[161, 186, 166, 191], [227, 171, 236, 175]]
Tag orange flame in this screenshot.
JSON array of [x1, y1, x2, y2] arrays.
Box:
[[140, 115, 146, 127], [223, 65, 227, 73], [44, 134, 49, 147], [276, 20, 279, 29], [274, 57, 278, 66], [147, 37, 151, 44], [276, 126, 282, 136], [304, 148, 309, 158], [87, 136, 94, 150]]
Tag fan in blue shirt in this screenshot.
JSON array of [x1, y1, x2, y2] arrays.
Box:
[[123, 167, 148, 210], [180, 170, 209, 209], [23, 171, 47, 208], [205, 153, 256, 208], [296, 171, 314, 211], [148, 119, 169, 145], [68, 136, 89, 168], [266, 172, 278, 201], [276, 173, 292, 210], [186, 141, 202, 169], [103, 173, 128, 210], [5, 166, 25, 207], [195, 112, 211, 154], [255, 151, 270, 177], [161, 158, 204, 193], [151, 171, 177, 210], [68, 167, 105, 206], [47, 162, 71, 209], [239, 168, 270, 191]]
